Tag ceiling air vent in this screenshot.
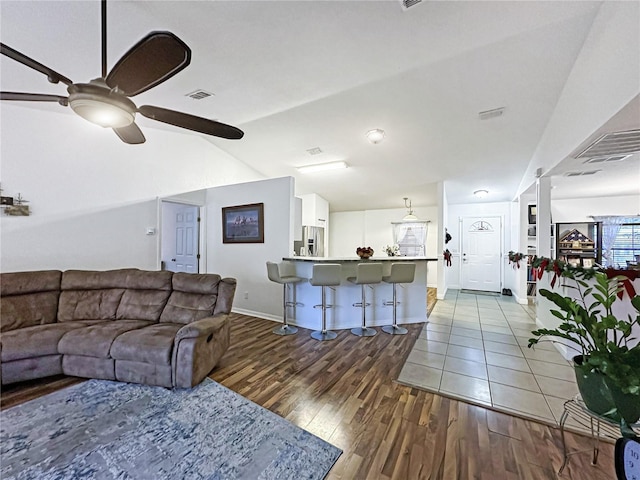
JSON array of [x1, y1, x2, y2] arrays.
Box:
[[185, 89, 214, 100], [306, 147, 323, 156], [575, 129, 640, 158], [400, 0, 423, 10], [478, 107, 505, 120], [564, 170, 601, 177], [583, 154, 631, 164]]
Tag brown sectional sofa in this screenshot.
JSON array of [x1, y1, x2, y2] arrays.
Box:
[[0, 268, 236, 388]]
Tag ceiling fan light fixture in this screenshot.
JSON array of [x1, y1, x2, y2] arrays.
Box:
[[474, 189, 489, 198], [366, 129, 385, 144], [70, 98, 135, 128]]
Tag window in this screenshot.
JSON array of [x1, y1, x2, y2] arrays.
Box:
[[610, 221, 640, 267]]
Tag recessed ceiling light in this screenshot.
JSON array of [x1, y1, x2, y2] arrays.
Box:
[[297, 161, 348, 174], [366, 129, 385, 144], [473, 189, 489, 198]]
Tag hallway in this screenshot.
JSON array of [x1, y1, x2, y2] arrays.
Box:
[[399, 289, 582, 428]]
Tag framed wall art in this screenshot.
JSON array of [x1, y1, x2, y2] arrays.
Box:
[[222, 203, 264, 243]]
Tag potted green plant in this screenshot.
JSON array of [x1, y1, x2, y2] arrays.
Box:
[[529, 271, 640, 422]]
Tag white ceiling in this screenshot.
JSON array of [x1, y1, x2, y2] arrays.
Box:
[[1, 1, 638, 212]]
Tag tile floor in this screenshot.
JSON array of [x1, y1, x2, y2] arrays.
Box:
[[398, 289, 585, 430]]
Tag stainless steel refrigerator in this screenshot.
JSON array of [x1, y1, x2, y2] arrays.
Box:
[[302, 226, 325, 257]]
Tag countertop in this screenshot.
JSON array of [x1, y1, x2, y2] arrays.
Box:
[[283, 256, 438, 262]]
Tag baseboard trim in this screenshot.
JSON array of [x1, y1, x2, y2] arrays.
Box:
[[231, 308, 280, 323]]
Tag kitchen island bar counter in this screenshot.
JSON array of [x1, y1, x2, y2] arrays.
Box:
[[284, 256, 437, 263], [281, 257, 436, 332]]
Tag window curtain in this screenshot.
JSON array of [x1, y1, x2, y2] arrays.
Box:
[[592, 216, 627, 267]]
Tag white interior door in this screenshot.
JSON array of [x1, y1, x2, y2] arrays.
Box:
[[461, 216, 502, 292], [162, 202, 199, 273]]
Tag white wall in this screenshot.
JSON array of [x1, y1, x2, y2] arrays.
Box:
[[329, 205, 438, 287], [437, 182, 448, 299], [330, 211, 366, 257], [551, 194, 640, 223], [205, 177, 296, 320], [518, 1, 640, 195], [0, 104, 262, 272]]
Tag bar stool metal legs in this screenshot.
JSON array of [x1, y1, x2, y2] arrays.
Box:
[[311, 285, 338, 341], [273, 283, 299, 335], [309, 263, 341, 341], [351, 284, 377, 337], [381, 262, 416, 335], [348, 262, 383, 337], [381, 283, 408, 335], [266, 261, 302, 336]]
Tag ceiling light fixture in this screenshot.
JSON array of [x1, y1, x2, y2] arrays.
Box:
[[68, 82, 136, 128], [297, 161, 348, 174], [474, 189, 489, 198], [402, 197, 418, 221], [366, 129, 385, 144], [70, 98, 135, 128]]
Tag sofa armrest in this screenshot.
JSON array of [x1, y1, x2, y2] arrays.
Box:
[[172, 314, 230, 388], [213, 278, 236, 316], [175, 314, 228, 341]]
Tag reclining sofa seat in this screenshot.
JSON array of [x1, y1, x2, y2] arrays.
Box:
[[0, 269, 235, 388]]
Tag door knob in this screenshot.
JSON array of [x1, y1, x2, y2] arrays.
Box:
[[171, 258, 176, 262]]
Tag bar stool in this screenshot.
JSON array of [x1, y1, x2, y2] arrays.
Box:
[[348, 262, 383, 337], [381, 262, 416, 335], [309, 263, 342, 341], [266, 261, 303, 335]]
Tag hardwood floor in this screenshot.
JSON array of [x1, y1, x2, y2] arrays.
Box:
[[1, 312, 615, 479]]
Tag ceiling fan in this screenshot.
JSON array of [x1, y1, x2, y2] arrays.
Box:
[[0, 0, 243, 144]]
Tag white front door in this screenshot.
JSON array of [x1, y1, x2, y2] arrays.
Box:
[[162, 202, 199, 273], [461, 216, 502, 292]]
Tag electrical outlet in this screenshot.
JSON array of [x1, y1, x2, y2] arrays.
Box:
[[244, 292, 249, 300]]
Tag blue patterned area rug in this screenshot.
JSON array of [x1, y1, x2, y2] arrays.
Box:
[[1, 379, 342, 479]]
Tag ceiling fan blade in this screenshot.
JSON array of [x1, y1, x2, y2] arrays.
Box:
[[113, 122, 146, 144], [1, 91, 68, 106], [138, 105, 244, 140], [105, 32, 191, 97], [0, 43, 73, 86]]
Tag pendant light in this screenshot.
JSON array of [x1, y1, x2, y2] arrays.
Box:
[[402, 197, 418, 221]]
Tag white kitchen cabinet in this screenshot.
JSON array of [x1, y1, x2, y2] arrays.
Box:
[[300, 193, 329, 227]]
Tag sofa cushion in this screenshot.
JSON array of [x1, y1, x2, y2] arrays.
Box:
[[60, 269, 136, 290], [160, 273, 220, 324], [0, 270, 62, 332], [0, 322, 101, 362], [1, 292, 60, 332], [172, 272, 221, 295], [0, 270, 61, 296], [124, 270, 173, 290], [2, 355, 64, 385], [58, 290, 126, 322], [58, 269, 135, 322], [111, 323, 182, 365], [58, 320, 152, 358], [115, 271, 173, 321]]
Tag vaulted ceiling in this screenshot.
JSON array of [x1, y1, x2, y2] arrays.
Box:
[[1, 1, 638, 211]]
